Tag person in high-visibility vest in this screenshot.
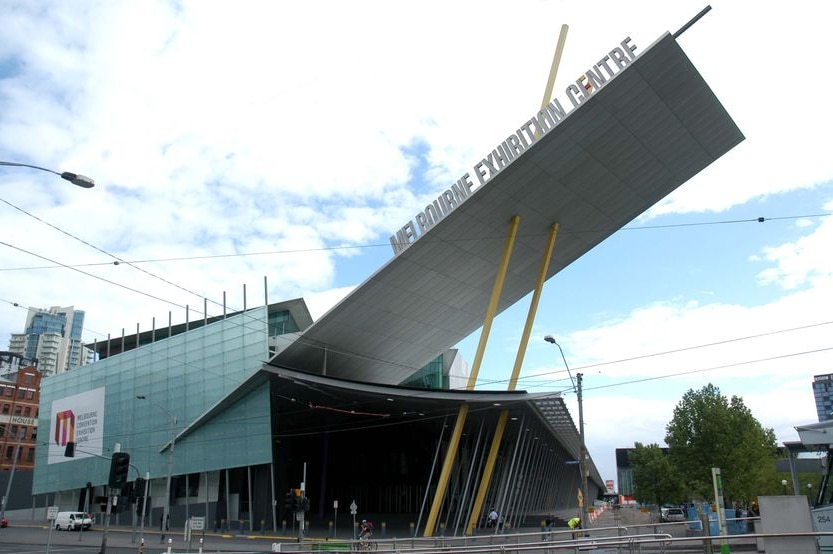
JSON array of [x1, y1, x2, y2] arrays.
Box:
[[567, 516, 581, 539]]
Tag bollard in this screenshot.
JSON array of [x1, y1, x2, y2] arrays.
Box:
[[138, 537, 145, 554], [199, 537, 204, 554], [381, 521, 386, 537], [439, 522, 445, 537], [282, 519, 287, 534], [166, 537, 172, 554], [262, 519, 266, 534], [410, 521, 415, 538], [329, 521, 334, 537]]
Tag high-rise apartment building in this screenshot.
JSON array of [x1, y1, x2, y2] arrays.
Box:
[[813, 373, 833, 422], [7, 306, 90, 377]]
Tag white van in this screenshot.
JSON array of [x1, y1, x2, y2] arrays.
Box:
[[54, 511, 92, 531]]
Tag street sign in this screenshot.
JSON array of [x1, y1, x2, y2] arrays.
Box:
[[47, 506, 59, 520], [350, 500, 357, 515], [334, 500, 339, 509], [190, 516, 205, 531]]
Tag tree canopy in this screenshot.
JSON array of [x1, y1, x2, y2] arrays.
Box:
[[630, 442, 684, 505], [663, 383, 778, 502]]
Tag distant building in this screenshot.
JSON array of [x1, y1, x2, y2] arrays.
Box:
[[7, 306, 91, 377], [813, 373, 833, 422], [0, 351, 33, 377], [0, 366, 42, 471], [615, 446, 670, 499]]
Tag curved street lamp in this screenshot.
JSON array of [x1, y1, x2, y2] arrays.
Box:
[[0, 160, 95, 188], [544, 335, 589, 530]]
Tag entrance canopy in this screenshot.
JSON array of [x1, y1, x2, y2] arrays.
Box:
[[273, 32, 744, 385]]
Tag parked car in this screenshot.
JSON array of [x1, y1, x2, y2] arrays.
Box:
[[661, 507, 686, 523], [54, 511, 92, 531]]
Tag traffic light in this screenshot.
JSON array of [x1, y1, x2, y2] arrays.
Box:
[[135, 495, 149, 516], [133, 478, 146, 501], [134, 477, 149, 517], [284, 492, 294, 512], [108, 452, 131, 487]]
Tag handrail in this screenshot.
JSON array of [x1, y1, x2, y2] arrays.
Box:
[[272, 528, 833, 554]]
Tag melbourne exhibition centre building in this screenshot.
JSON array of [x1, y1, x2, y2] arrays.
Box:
[[33, 28, 743, 537]]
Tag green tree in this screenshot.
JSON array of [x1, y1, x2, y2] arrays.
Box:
[[665, 383, 778, 503], [630, 442, 684, 506]]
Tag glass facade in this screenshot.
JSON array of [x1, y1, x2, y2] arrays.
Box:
[[268, 309, 300, 336], [34, 307, 270, 494], [399, 354, 447, 389]]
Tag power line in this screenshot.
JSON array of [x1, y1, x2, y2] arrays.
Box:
[[584, 345, 833, 392], [476, 319, 833, 391], [0, 241, 188, 311], [1, 210, 829, 272], [0, 197, 240, 315]]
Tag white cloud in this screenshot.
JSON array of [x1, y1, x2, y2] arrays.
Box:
[[758, 216, 833, 290]]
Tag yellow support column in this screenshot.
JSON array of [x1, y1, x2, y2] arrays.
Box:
[[467, 222, 560, 534], [540, 26, 569, 110], [422, 215, 520, 537]]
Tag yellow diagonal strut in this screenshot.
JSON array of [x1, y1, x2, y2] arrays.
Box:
[[422, 215, 520, 537], [466, 222, 559, 534]]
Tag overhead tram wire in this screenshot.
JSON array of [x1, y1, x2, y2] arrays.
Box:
[[3, 200, 829, 397], [0, 196, 301, 345], [474, 319, 833, 389], [7, 206, 821, 358], [1, 211, 829, 272], [534, 319, 833, 379], [583, 345, 833, 393], [0, 241, 188, 311], [0, 195, 238, 314]]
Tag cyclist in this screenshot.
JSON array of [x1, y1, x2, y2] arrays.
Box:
[[358, 519, 374, 541]]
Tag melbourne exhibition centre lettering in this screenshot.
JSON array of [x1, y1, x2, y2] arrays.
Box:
[[390, 37, 639, 255]]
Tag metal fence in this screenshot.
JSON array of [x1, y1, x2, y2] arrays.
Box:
[[270, 522, 833, 554]]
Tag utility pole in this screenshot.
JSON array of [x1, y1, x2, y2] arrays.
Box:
[[577, 373, 590, 531], [544, 336, 590, 528]]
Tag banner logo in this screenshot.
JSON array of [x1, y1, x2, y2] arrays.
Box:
[[54, 409, 76, 446]]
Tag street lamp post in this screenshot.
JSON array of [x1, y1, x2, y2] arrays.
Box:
[[0, 160, 95, 188], [136, 395, 176, 544], [543, 335, 589, 531]]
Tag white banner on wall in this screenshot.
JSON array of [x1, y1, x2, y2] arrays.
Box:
[[48, 387, 105, 464]]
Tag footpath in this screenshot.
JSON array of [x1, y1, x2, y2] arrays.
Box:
[[3, 506, 757, 553]]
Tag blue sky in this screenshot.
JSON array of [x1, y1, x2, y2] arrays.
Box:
[[1, 0, 832, 487]]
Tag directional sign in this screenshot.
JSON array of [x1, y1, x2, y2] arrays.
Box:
[[47, 506, 59, 520]]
